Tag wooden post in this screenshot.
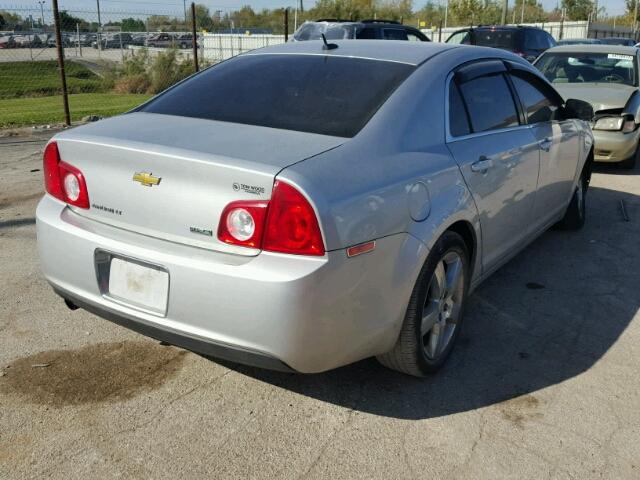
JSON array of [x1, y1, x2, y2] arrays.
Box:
[[51, 0, 71, 126], [284, 8, 289, 42], [191, 2, 199, 72]]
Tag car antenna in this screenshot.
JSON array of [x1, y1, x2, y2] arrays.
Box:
[[321, 33, 338, 50]]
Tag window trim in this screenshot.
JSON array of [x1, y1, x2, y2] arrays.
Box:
[[445, 61, 529, 143]]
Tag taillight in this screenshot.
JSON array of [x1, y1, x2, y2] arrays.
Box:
[[43, 141, 90, 209], [217, 201, 268, 248], [217, 180, 325, 256]]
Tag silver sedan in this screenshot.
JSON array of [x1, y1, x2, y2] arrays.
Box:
[[36, 41, 594, 376]]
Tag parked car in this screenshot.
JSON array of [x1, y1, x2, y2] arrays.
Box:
[[535, 44, 640, 168], [557, 38, 602, 46], [47, 34, 72, 48], [92, 33, 133, 49], [146, 33, 176, 48], [446, 25, 556, 62], [176, 33, 195, 49], [0, 35, 16, 48], [292, 19, 430, 42], [37, 41, 593, 376], [599, 37, 636, 46], [130, 34, 147, 46]]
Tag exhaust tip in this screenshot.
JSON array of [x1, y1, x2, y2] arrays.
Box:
[[64, 299, 79, 311]]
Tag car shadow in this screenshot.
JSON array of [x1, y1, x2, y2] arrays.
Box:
[[592, 159, 639, 176], [213, 184, 639, 420]]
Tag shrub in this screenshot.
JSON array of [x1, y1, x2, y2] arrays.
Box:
[[114, 74, 151, 94], [148, 49, 195, 94]]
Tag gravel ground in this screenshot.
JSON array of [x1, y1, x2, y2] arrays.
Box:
[[1, 131, 639, 479]]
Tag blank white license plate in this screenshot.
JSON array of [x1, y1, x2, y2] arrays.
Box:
[[108, 257, 169, 314]]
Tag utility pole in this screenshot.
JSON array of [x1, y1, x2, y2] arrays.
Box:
[[501, 0, 508, 25], [52, 0, 71, 126], [183, 0, 188, 26], [521, 0, 525, 23], [96, 0, 102, 52], [593, 0, 598, 22], [634, 0, 639, 34], [444, 0, 449, 28], [38, 0, 45, 28]]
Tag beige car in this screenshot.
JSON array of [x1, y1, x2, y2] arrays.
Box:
[[535, 44, 640, 169]]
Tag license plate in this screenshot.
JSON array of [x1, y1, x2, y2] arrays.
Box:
[[108, 257, 169, 314]]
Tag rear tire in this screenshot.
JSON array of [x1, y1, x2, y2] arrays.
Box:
[[377, 231, 469, 377], [557, 173, 587, 230]]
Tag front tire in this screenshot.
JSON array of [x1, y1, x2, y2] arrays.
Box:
[[377, 231, 469, 377], [557, 173, 587, 230]]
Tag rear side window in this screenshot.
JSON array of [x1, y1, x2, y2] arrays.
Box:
[[356, 28, 377, 39], [140, 54, 414, 138], [446, 31, 470, 44], [383, 29, 408, 41], [457, 74, 519, 133]]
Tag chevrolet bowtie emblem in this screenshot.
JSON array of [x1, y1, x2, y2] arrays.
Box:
[[132, 172, 161, 187]]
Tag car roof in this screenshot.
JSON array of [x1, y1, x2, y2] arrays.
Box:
[[543, 44, 638, 54], [248, 39, 457, 66]]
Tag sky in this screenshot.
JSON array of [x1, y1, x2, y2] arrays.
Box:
[[3, 0, 628, 18]]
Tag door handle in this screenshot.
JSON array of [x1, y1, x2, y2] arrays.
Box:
[[539, 137, 552, 152], [471, 157, 493, 173]]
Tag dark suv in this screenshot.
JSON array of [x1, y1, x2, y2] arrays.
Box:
[[446, 26, 556, 62], [292, 19, 429, 42]]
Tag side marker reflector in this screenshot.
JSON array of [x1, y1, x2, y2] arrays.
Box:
[[347, 241, 376, 258]]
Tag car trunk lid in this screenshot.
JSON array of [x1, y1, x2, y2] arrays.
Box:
[[53, 112, 345, 255]]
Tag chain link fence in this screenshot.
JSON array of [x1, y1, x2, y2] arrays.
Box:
[[0, 2, 290, 129]]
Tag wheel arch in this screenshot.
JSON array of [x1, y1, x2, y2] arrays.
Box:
[[445, 220, 478, 279]]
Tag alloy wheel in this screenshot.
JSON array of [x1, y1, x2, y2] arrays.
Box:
[[421, 251, 465, 361]]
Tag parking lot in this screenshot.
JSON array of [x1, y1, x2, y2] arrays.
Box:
[[0, 131, 639, 479]]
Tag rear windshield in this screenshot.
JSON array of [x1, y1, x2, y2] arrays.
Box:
[[139, 54, 414, 137], [293, 22, 356, 41], [474, 29, 517, 49]]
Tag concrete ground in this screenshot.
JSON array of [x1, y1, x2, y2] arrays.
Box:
[[1, 131, 639, 479]]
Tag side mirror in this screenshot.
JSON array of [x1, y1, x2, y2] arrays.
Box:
[[565, 99, 594, 122]]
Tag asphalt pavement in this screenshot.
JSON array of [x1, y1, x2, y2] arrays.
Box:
[[1, 131, 639, 479]]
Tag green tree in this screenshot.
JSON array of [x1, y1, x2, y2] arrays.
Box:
[[561, 0, 594, 20], [121, 17, 146, 31], [194, 4, 214, 30], [0, 10, 25, 29], [58, 10, 85, 30]]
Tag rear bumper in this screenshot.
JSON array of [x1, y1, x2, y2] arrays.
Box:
[[36, 195, 423, 373], [54, 286, 294, 372], [593, 128, 640, 163]]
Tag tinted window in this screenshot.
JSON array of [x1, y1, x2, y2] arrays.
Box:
[[446, 31, 470, 44], [474, 29, 517, 50], [458, 74, 519, 132], [383, 29, 408, 40], [511, 74, 559, 123], [140, 54, 414, 138], [356, 27, 377, 39], [525, 30, 553, 50], [449, 82, 471, 137]]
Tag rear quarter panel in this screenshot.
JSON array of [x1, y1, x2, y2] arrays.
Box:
[[280, 50, 482, 283]]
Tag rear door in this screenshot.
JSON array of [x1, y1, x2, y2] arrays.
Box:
[[508, 68, 581, 226], [446, 61, 541, 270]]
